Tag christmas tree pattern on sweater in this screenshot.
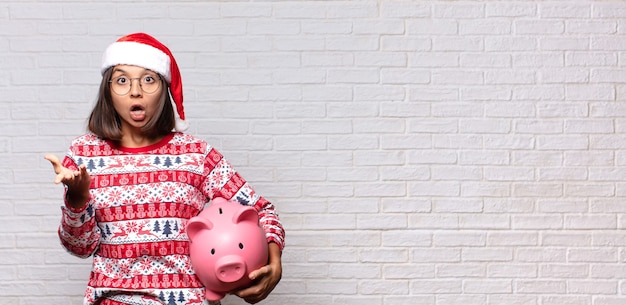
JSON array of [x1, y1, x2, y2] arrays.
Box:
[[58, 133, 284, 305]]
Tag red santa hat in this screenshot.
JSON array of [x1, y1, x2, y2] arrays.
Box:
[[101, 33, 188, 131]]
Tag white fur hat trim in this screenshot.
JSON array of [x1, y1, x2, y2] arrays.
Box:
[[101, 41, 171, 82]]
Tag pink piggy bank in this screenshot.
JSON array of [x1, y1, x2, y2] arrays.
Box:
[[186, 197, 269, 301]]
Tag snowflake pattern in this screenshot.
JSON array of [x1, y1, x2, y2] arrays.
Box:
[[57, 133, 282, 305]]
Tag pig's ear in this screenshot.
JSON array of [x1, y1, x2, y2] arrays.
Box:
[[233, 206, 259, 225], [186, 217, 214, 240]]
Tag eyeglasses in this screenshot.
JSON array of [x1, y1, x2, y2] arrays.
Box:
[[109, 74, 162, 96]]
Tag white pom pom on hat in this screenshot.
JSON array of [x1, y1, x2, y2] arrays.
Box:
[[101, 33, 188, 131]]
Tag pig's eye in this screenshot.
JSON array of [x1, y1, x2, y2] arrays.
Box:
[[210, 248, 215, 255], [238, 243, 244, 250]]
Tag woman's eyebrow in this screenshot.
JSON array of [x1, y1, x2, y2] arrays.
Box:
[[113, 68, 155, 75]]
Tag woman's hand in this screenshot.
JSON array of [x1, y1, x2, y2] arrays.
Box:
[[44, 154, 91, 209], [233, 242, 282, 304]]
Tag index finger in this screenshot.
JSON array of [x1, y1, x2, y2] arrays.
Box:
[[249, 265, 271, 281], [44, 154, 67, 175]]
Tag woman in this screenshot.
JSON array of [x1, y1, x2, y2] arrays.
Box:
[[45, 33, 284, 305]]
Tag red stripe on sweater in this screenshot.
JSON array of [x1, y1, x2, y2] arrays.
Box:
[[88, 272, 202, 290], [98, 240, 190, 258], [73, 141, 207, 157], [96, 202, 200, 222], [90, 171, 204, 189]]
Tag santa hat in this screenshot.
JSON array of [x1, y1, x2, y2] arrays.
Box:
[[101, 33, 188, 131]]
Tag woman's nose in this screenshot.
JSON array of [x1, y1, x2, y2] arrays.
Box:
[[129, 79, 142, 97]]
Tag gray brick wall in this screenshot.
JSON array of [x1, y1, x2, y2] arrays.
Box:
[[2, 1, 626, 304]]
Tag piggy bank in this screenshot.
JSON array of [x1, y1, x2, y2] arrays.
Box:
[[186, 197, 269, 301]]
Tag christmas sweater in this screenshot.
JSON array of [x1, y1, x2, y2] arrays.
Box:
[[58, 132, 285, 305]]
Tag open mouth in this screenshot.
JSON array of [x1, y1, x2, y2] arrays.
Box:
[[130, 104, 146, 121]]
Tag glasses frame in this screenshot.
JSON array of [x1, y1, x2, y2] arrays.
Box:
[[108, 74, 162, 96]]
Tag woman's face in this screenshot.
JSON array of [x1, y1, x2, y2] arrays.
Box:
[[109, 65, 163, 134]]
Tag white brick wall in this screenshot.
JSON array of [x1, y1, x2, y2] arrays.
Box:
[[2, 1, 625, 304]]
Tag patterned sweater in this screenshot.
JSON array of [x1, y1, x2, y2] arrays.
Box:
[[58, 132, 284, 305]]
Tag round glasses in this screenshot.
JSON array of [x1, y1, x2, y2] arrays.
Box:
[[109, 74, 162, 96]]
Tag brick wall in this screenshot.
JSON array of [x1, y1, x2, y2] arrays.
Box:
[[2, 1, 626, 304]]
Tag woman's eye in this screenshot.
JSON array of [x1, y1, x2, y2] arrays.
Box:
[[143, 75, 156, 83], [116, 77, 128, 85]]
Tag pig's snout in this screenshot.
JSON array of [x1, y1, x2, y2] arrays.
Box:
[[215, 255, 246, 283]]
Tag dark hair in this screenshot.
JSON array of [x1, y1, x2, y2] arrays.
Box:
[[88, 67, 176, 141]]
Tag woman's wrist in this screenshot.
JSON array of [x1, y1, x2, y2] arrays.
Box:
[[65, 191, 90, 209], [267, 243, 282, 267]]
